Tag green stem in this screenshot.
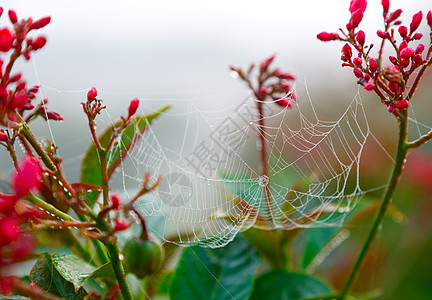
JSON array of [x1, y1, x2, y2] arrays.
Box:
[[27, 193, 77, 222], [105, 242, 133, 300], [339, 112, 409, 299], [19, 123, 57, 172]]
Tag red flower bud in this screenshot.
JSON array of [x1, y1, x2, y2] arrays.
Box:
[[400, 47, 414, 59], [350, 9, 364, 29], [413, 54, 424, 65], [9, 73, 21, 83], [275, 98, 292, 108], [0, 218, 19, 245], [395, 100, 409, 109], [317, 32, 340, 41], [428, 11, 432, 29], [0, 28, 14, 52], [353, 57, 362, 66], [342, 43, 352, 58], [389, 56, 398, 65], [13, 156, 41, 198], [353, 67, 363, 78], [279, 73, 296, 80], [10, 92, 28, 109], [400, 58, 410, 69], [8, 10, 17, 24], [368, 58, 377, 73], [411, 33, 422, 40], [110, 194, 121, 209], [364, 82, 375, 91], [349, 0, 367, 14], [47, 111, 64, 121], [364, 74, 370, 81], [87, 87, 97, 101], [16, 81, 26, 91], [128, 98, 140, 117], [0, 86, 7, 102], [388, 82, 399, 93], [0, 129, 7, 142], [356, 30, 365, 46], [30, 17, 51, 30], [410, 11, 423, 33], [381, 0, 390, 16], [387, 9, 402, 23], [377, 30, 386, 39], [399, 40, 408, 51], [31, 36, 47, 50], [114, 219, 129, 232], [398, 26, 408, 38], [0, 8, 3, 18], [259, 54, 276, 72]]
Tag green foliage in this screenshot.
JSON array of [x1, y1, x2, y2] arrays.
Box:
[[29, 253, 114, 299], [169, 235, 260, 300], [249, 271, 332, 300]]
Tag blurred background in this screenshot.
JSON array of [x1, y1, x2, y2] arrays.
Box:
[[1, 0, 432, 299]]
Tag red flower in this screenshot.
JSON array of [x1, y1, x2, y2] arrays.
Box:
[[127, 98, 140, 118], [0, 28, 14, 52], [400, 47, 414, 59], [12, 156, 41, 198]]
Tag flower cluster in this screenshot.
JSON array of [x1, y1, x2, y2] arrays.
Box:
[[318, 0, 432, 116], [0, 8, 61, 128], [0, 156, 42, 290], [230, 54, 296, 108]]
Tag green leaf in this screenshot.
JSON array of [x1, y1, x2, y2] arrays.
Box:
[[249, 271, 332, 300], [79, 105, 169, 205], [170, 235, 260, 300], [30, 253, 115, 300]]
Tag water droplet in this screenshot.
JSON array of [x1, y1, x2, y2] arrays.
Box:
[[230, 71, 239, 78]]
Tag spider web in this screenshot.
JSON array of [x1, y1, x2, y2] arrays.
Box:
[[108, 85, 371, 248]]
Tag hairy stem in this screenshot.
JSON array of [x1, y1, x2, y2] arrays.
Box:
[[105, 242, 133, 300], [339, 111, 409, 299], [257, 102, 273, 221]]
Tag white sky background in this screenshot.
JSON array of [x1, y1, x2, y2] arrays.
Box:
[[0, 0, 431, 180]]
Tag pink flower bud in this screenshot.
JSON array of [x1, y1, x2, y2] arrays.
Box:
[[395, 100, 409, 109], [0, 218, 19, 245], [411, 33, 422, 40], [413, 54, 424, 65], [388, 105, 394, 113], [398, 26, 408, 38], [356, 30, 365, 46], [364, 74, 370, 81], [128, 98, 140, 117], [0, 129, 7, 142], [9, 73, 21, 83], [87, 87, 97, 101], [47, 111, 64, 121], [353, 57, 362, 66], [342, 43, 352, 58], [389, 56, 398, 65], [317, 32, 340, 41], [410, 11, 423, 33], [8, 10, 17, 24], [30, 16, 51, 30], [428, 11, 432, 29], [399, 40, 408, 51], [387, 9, 402, 23], [388, 82, 399, 93], [0, 28, 14, 52], [368, 58, 377, 73], [400, 47, 414, 59], [349, 0, 367, 14], [377, 30, 386, 38], [381, 0, 390, 16], [353, 67, 363, 78], [13, 156, 41, 198], [400, 58, 410, 68], [259, 54, 276, 72], [31, 36, 47, 50], [350, 9, 364, 29], [364, 82, 375, 91], [114, 219, 128, 232], [110, 194, 121, 209]]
